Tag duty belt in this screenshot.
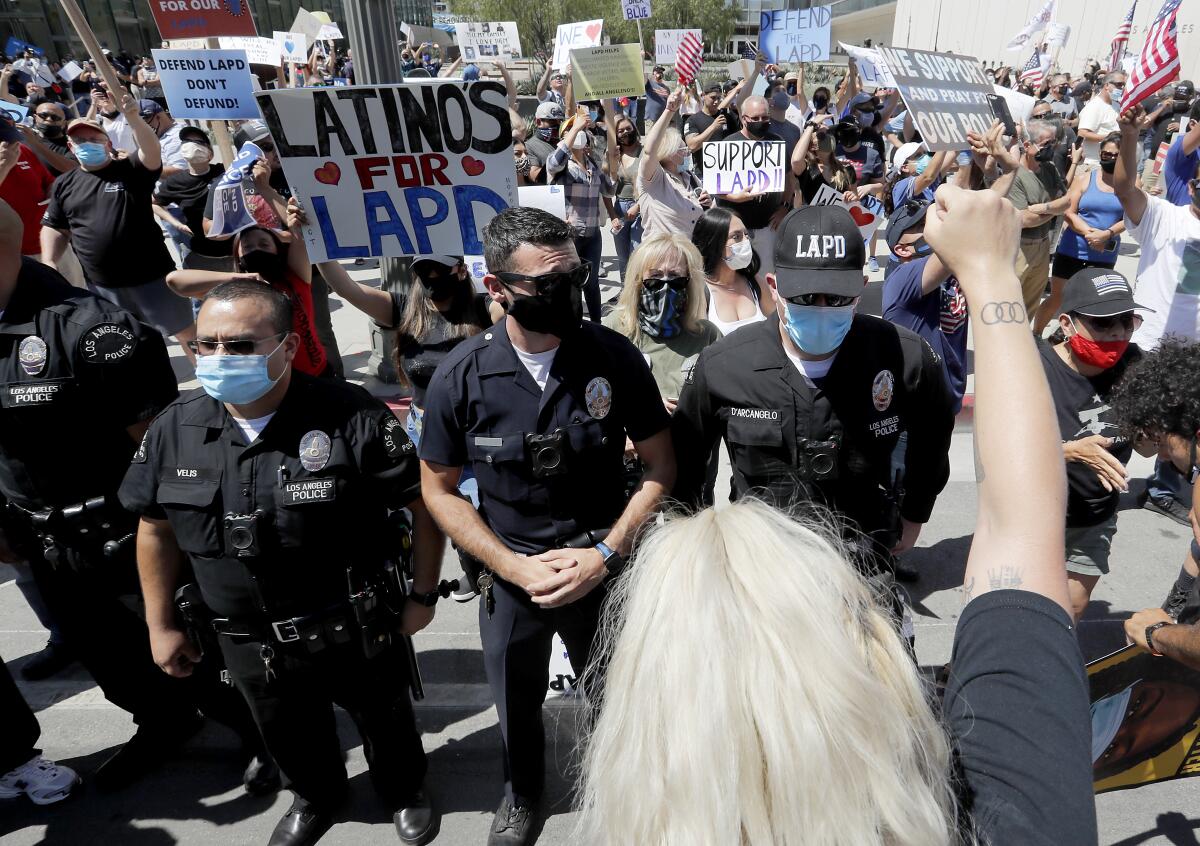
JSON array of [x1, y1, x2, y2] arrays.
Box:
[[6, 496, 135, 566], [211, 603, 352, 648]]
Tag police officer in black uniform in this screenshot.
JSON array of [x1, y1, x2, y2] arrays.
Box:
[[119, 282, 443, 846], [418, 207, 676, 846], [673, 205, 955, 598], [0, 201, 269, 792]]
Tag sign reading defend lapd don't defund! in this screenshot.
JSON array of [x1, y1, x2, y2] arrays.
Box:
[[876, 47, 994, 152], [152, 50, 258, 120], [702, 140, 785, 196], [255, 81, 517, 262]]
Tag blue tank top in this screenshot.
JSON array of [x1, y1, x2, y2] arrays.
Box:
[[1057, 170, 1124, 263]]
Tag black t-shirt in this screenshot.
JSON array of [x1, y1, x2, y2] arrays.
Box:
[[796, 166, 835, 204], [1149, 106, 1185, 156], [42, 157, 175, 288], [1039, 340, 1139, 526], [683, 111, 717, 173], [154, 164, 231, 258], [33, 130, 73, 177], [715, 131, 786, 230], [387, 290, 492, 407]]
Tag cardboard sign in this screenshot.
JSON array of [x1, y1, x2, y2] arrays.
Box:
[[218, 36, 282, 66], [701, 139, 785, 196], [255, 80, 517, 262], [147, 0, 257, 40], [274, 31, 308, 64], [517, 184, 567, 220], [759, 4, 831, 64], [57, 61, 84, 83], [153, 49, 259, 120], [289, 8, 324, 42], [317, 22, 343, 41], [401, 22, 455, 50], [839, 41, 895, 88], [621, 0, 651, 21], [809, 182, 884, 240], [4, 37, 43, 57], [552, 19, 603, 71], [726, 59, 753, 80], [167, 37, 208, 49], [548, 633, 578, 697], [876, 47, 994, 152], [456, 21, 522, 62], [656, 29, 702, 66], [570, 44, 643, 101]]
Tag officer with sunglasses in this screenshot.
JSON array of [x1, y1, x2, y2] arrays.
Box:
[[418, 207, 676, 846], [673, 205, 955, 596]]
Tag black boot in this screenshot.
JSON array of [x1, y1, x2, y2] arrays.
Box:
[[93, 712, 205, 792], [242, 753, 281, 796], [393, 789, 438, 845], [268, 795, 334, 846], [19, 640, 75, 681], [487, 797, 536, 846]]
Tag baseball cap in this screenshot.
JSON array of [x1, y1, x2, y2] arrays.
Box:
[[412, 255, 463, 280], [233, 119, 271, 149], [137, 99, 163, 117], [773, 206, 867, 297], [535, 101, 565, 121], [885, 198, 931, 251], [178, 125, 210, 145], [784, 71, 799, 82], [65, 117, 106, 137], [890, 141, 924, 175], [849, 92, 876, 111], [1060, 268, 1150, 317], [1174, 81, 1195, 100]]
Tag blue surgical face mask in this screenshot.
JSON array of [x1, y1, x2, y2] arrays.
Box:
[[913, 154, 932, 175], [73, 141, 109, 167], [194, 338, 286, 405], [782, 302, 855, 355]]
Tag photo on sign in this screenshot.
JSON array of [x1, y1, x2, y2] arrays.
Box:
[[457, 21, 522, 61], [701, 139, 785, 196], [875, 46, 994, 152]]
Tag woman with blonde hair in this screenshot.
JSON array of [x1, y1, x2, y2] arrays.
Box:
[[577, 186, 1096, 846], [636, 86, 712, 242]]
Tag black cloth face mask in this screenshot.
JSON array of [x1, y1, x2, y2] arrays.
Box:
[[505, 280, 582, 337]]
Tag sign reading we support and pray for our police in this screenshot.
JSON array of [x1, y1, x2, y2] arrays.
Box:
[[875, 47, 994, 151], [758, 4, 831, 63], [152, 49, 258, 120], [702, 140, 785, 196], [255, 81, 517, 262]]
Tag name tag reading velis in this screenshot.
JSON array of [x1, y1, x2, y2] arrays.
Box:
[[282, 478, 336, 505]]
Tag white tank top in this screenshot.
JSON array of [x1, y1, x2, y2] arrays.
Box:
[[706, 281, 768, 336]]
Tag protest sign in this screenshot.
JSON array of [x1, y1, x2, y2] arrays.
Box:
[[727, 59, 752, 80], [517, 184, 566, 220], [209, 140, 266, 237], [4, 37, 43, 57], [168, 37, 208, 49], [401, 22, 454, 50], [1045, 22, 1071, 50], [289, 8, 324, 41], [621, 0, 651, 21], [759, 5, 831, 64], [838, 41, 895, 88], [570, 44, 643, 101], [656, 29, 702, 66], [552, 19, 603, 70], [463, 255, 488, 291], [255, 80, 517, 261], [1088, 645, 1200, 794], [218, 36, 282, 65], [809, 182, 884, 241], [57, 61, 84, 83], [317, 22, 343, 41], [701, 139, 785, 196], [456, 21, 522, 62], [0, 101, 29, 124], [147, 0, 257, 40], [875, 47, 993, 151], [992, 83, 1036, 125], [274, 31, 308, 64], [153, 49, 258, 120], [548, 633, 578, 697]]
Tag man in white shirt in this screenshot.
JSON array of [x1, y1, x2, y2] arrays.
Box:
[[1077, 71, 1125, 170], [13, 51, 55, 88]]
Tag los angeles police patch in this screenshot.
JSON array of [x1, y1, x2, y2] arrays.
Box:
[[382, 414, 411, 458], [18, 336, 47, 376], [585, 377, 612, 420], [79, 323, 136, 364], [299, 430, 331, 471], [133, 430, 149, 464], [872, 370, 895, 412]]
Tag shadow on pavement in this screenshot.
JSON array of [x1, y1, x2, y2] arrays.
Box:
[[900, 533, 971, 615], [1109, 811, 1200, 846]]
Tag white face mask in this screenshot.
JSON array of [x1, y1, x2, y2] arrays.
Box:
[[572, 130, 590, 150], [181, 142, 212, 163], [726, 239, 753, 270]]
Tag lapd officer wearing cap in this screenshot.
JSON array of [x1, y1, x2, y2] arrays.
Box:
[[120, 281, 445, 846], [418, 207, 676, 845], [673, 205, 955, 590], [0, 200, 270, 791]]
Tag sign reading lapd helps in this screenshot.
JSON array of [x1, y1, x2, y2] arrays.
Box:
[[152, 49, 259, 120], [570, 44, 644, 101], [758, 4, 831, 63], [456, 21, 522, 62], [621, 0, 651, 21], [875, 47, 993, 151], [148, 0, 258, 40], [552, 19, 603, 70], [702, 139, 785, 196], [255, 81, 517, 262], [655, 29, 702, 65]]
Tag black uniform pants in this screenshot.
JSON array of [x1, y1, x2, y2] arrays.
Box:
[[0, 655, 40, 774], [218, 637, 426, 812], [481, 576, 605, 806]]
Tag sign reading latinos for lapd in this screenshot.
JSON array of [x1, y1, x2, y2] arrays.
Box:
[[570, 44, 644, 101], [875, 46, 994, 152], [655, 29, 702, 65], [552, 19, 603, 70], [151, 49, 258, 120], [255, 80, 517, 262], [148, 0, 258, 41], [455, 21, 522, 62], [621, 0, 651, 21], [701, 139, 785, 196], [758, 4, 831, 64]]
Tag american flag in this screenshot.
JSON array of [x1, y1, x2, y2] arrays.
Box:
[[675, 31, 704, 86], [1122, 0, 1182, 115], [1109, 1, 1138, 70], [1018, 48, 1048, 86], [740, 43, 757, 60]]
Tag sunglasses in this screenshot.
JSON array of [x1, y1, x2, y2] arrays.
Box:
[[35, 112, 63, 121], [187, 332, 286, 356], [1077, 313, 1142, 332], [494, 262, 590, 294], [1109, 81, 1126, 89], [642, 275, 689, 292], [784, 293, 858, 308]]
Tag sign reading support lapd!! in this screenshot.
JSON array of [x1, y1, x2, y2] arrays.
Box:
[[148, 0, 258, 40], [758, 4, 831, 63], [875, 47, 994, 152], [701, 139, 785, 196], [254, 81, 517, 262], [152, 49, 259, 120], [570, 44, 644, 101]]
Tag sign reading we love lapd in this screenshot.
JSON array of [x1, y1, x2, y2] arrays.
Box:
[[255, 81, 517, 262]]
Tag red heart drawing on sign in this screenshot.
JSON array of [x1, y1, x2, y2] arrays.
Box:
[[585, 22, 602, 40], [462, 156, 486, 177], [849, 206, 875, 227], [314, 162, 341, 185]]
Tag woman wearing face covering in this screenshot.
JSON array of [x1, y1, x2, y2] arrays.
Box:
[[151, 126, 229, 270], [636, 86, 712, 244], [691, 207, 772, 335], [609, 115, 644, 280]]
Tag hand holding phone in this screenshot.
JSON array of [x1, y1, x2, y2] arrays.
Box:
[[986, 93, 1017, 138]]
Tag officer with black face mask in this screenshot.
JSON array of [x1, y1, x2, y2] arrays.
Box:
[[418, 207, 676, 846]]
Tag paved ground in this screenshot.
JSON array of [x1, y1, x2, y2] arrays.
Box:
[[3, 234, 1198, 845]]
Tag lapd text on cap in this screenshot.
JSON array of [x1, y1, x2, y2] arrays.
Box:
[[795, 234, 847, 260]]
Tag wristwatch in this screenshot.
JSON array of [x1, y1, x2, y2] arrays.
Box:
[[594, 541, 624, 575], [1146, 621, 1170, 656], [409, 587, 440, 607]]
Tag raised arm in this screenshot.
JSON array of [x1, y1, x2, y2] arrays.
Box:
[[117, 89, 160, 171], [438, 56, 463, 78], [1113, 105, 1148, 226], [283, 197, 312, 284], [535, 61, 552, 101], [638, 86, 683, 186], [792, 64, 809, 113], [493, 58, 518, 111], [735, 53, 765, 109], [317, 259, 393, 325]]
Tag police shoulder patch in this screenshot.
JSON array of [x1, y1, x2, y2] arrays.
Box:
[[132, 430, 149, 464], [79, 322, 137, 365], [382, 414, 413, 459]]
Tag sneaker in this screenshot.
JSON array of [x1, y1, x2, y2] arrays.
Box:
[[19, 640, 75, 681], [867, 256, 880, 273], [0, 756, 80, 805], [487, 797, 536, 846], [1142, 492, 1191, 526]]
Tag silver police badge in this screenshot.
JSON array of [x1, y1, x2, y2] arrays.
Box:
[[585, 377, 612, 420], [299, 430, 331, 471], [18, 336, 47, 377], [872, 370, 895, 412]]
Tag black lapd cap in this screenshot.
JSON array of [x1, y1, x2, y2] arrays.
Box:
[[773, 206, 867, 297]]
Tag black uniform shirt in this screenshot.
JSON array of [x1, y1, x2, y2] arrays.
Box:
[[0, 259, 177, 511], [118, 372, 421, 620], [673, 314, 954, 535], [418, 318, 669, 556]]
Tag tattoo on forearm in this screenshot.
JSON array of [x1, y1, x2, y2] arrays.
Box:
[[979, 301, 1028, 325], [987, 566, 1024, 590], [962, 576, 976, 602]]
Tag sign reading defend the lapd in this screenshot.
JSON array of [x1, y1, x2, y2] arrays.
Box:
[[254, 81, 517, 262], [152, 49, 258, 120], [758, 4, 831, 63], [875, 46, 994, 151], [702, 139, 785, 196], [148, 0, 257, 40]]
